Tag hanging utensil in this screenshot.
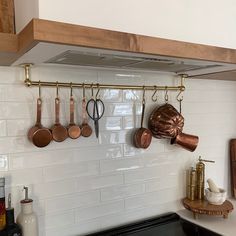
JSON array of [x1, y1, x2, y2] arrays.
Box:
[[67, 83, 81, 139], [28, 82, 52, 147], [133, 86, 152, 149], [51, 82, 68, 142], [81, 83, 92, 137], [148, 103, 184, 139], [86, 84, 105, 138]]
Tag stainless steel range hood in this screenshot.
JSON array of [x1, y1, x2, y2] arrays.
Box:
[[46, 50, 222, 73], [13, 42, 236, 77]]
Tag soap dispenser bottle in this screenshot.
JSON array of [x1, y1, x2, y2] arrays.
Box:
[[16, 186, 38, 236]]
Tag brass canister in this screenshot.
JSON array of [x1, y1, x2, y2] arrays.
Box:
[[186, 167, 196, 200], [196, 156, 215, 200]]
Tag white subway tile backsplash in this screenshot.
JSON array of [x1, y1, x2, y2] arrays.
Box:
[[0, 66, 234, 236], [145, 176, 179, 192], [75, 200, 124, 222], [99, 130, 127, 144], [99, 116, 122, 131], [125, 188, 180, 210], [43, 161, 100, 181], [0, 155, 8, 171], [124, 164, 178, 184], [46, 190, 100, 213], [45, 218, 101, 236], [45, 210, 75, 229], [33, 179, 77, 199], [100, 158, 143, 173], [101, 184, 145, 201], [76, 174, 124, 192], [101, 89, 122, 102], [5, 168, 43, 185]]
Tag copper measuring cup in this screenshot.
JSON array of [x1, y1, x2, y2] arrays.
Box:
[[28, 83, 52, 147], [51, 82, 68, 142], [80, 84, 92, 137], [67, 84, 81, 139], [133, 87, 152, 149]]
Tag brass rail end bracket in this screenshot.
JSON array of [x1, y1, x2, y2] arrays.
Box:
[[21, 63, 33, 87]]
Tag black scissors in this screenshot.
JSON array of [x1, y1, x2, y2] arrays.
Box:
[[86, 84, 105, 138]]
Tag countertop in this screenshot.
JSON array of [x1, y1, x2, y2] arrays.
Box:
[[177, 199, 236, 236]]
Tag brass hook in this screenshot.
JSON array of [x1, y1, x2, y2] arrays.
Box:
[[56, 81, 59, 98], [164, 86, 169, 103], [151, 85, 158, 102], [70, 82, 73, 97], [38, 80, 41, 98], [95, 83, 100, 99], [176, 90, 183, 102]]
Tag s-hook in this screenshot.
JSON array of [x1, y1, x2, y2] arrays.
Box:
[[151, 85, 158, 102], [176, 90, 184, 114], [164, 86, 169, 103]]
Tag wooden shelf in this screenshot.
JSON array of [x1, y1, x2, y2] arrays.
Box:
[[183, 198, 234, 219], [1, 18, 236, 80]]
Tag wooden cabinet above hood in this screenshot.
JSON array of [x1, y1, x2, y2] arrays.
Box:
[[1, 18, 236, 80]]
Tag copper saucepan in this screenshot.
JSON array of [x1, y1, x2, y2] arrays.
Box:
[[28, 85, 52, 147], [81, 84, 92, 137], [51, 83, 68, 142], [67, 85, 81, 139], [133, 88, 152, 149]]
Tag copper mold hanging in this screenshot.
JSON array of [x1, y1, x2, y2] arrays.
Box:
[[148, 103, 184, 139]]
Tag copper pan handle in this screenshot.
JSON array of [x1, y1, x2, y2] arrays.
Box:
[[82, 97, 88, 124], [36, 98, 42, 126], [55, 97, 60, 125], [140, 102, 145, 128], [70, 97, 75, 125]]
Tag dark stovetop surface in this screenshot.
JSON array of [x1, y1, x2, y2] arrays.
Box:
[[86, 213, 222, 236]]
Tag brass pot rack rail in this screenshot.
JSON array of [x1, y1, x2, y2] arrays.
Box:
[[23, 64, 186, 91]]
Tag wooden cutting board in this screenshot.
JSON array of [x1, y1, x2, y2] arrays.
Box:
[[230, 139, 236, 198], [0, 0, 15, 33]]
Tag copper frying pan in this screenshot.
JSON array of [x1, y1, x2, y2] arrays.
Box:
[[67, 85, 81, 139], [81, 84, 92, 137], [51, 83, 68, 142], [28, 84, 52, 147]]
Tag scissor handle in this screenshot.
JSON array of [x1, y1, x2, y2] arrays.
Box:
[[86, 98, 105, 121]]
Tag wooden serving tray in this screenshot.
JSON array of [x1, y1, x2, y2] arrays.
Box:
[[182, 198, 233, 219]]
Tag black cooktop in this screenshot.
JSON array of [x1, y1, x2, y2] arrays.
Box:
[[86, 213, 222, 236]]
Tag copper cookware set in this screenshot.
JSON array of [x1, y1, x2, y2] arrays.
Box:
[[134, 88, 199, 152], [28, 82, 198, 151], [28, 83, 95, 148]]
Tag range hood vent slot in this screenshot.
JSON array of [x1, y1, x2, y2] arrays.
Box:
[[46, 50, 222, 73]]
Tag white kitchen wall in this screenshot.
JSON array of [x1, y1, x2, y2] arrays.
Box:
[[0, 65, 235, 236], [14, 0, 236, 48]]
